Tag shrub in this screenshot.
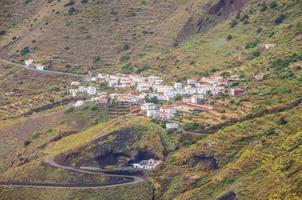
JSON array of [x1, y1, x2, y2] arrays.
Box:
[[136, 64, 149, 74], [20, 47, 30, 56], [269, 2, 278, 9], [121, 63, 133, 74], [32, 132, 40, 140], [0, 30, 5, 36], [90, 105, 98, 111], [252, 51, 260, 57], [275, 14, 286, 25], [229, 20, 238, 28], [183, 122, 203, 131], [145, 96, 159, 104], [122, 43, 130, 51], [24, 140, 31, 147], [93, 56, 101, 65], [64, 107, 75, 114], [81, 0, 88, 3], [174, 94, 182, 101], [68, 7, 76, 15], [245, 40, 258, 49], [265, 128, 276, 136], [277, 117, 287, 125], [256, 27, 263, 33], [24, 0, 32, 5], [226, 35, 233, 40]]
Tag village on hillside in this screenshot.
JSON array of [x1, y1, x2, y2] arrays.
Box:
[[24, 59, 261, 131]]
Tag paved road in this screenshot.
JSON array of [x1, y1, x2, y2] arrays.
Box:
[[0, 58, 87, 78], [0, 117, 145, 190]]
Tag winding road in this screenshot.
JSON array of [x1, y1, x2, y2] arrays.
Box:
[[0, 116, 145, 190], [0, 58, 87, 78]]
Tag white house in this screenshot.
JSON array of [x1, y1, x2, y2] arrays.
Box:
[[25, 59, 33, 67], [36, 64, 45, 71], [264, 43, 276, 49], [174, 82, 182, 90], [184, 86, 197, 95], [166, 123, 179, 130], [69, 89, 78, 97], [137, 82, 150, 92], [141, 103, 156, 111], [196, 84, 213, 95], [148, 76, 163, 85], [70, 81, 81, 87], [79, 86, 87, 92], [108, 79, 119, 87], [87, 86, 97, 96], [132, 159, 160, 170], [187, 79, 196, 85], [183, 95, 204, 104], [73, 100, 84, 107]]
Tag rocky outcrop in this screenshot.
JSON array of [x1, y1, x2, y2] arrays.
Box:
[[209, 0, 249, 18]]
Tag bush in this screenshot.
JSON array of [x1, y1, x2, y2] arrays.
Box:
[[24, 0, 32, 5], [24, 140, 31, 147], [68, 7, 76, 15], [81, 0, 88, 3], [20, 47, 30, 56], [174, 94, 182, 101], [183, 122, 203, 131], [32, 132, 40, 140], [136, 64, 149, 74], [226, 35, 233, 40], [64, 107, 75, 114], [277, 117, 287, 125], [93, 56, 101, 65], [245, 40, 258, 49], [0, 30, 5, 36], [145, 96, 159, 104], [275, 14, 286, 25], [269, 2, 278, 9], [229, 20, 238, 28], [90, 105, 98, 111], [265, 128, 276, 136], [252, 51, 260, 57], [121, 63, 133, 74], [122, 43, 130, 51]]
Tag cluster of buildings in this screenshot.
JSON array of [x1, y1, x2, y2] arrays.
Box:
[[25, 59, 45, 71], [67, 72, 249, 130]]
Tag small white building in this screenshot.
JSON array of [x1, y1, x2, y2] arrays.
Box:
[[108, 79, 119, 87], [25, 59, 33, 67], [166, 123, 179, 130], [137, 82, 150, 92], [73, 100, 84, 107], [264, 43, 276, 49], [187, 79, 196, 85], [36, 64, 45, 71], [255, 74, 264, 81], [79, 86, 87, 92], [132, 159, 160, 170], [87, 86, 97, 96], [141, 103, 156, 111], [148, 76, 163, 85], [174, 82, 182, 90], [71, 81, 81, 87]]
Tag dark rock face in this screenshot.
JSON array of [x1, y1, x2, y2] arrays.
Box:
[[95, 151, 130, 168], [209, 0, 249, 18], [194, 155, 219, 170], [217, 191, 237, 200]]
